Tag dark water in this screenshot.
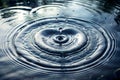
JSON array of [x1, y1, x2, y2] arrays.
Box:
[[0, 0, 120, 80]]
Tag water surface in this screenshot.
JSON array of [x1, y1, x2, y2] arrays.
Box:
[[0, 0, 120, 80]]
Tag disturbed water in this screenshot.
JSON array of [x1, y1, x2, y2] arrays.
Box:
[[0, 0, 120, 80]]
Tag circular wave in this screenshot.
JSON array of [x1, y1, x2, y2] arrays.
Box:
[[0, 0, 119, 79], [5, 17, 115, 72]]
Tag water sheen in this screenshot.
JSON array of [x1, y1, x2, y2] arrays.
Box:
[[0, 0, 120, 80]]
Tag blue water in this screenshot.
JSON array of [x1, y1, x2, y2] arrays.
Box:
[[0, 0, 120, 80]]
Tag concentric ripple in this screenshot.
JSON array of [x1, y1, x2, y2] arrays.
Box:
[[5, 17, 114, 72], [0, 0, 120, 79], [34, 26, 87, 54]]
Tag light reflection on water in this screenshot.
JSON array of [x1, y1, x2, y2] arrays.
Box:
[[0, 0, 120, 80]]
